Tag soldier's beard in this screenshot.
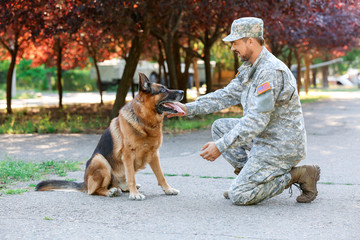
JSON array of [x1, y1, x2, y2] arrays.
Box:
[[235, 48, 252, 62]]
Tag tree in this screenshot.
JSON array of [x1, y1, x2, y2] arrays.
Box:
[[76, 14, 117, 105], [0, 0, 44, 114], [91, 0, 155, 119], [301, 0, 360, 91], [184, 0, 241, 93], [30, 0, 85, 108], [150, 0, 184, 90]]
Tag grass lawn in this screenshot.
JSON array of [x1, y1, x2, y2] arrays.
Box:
[[0, 93, 328, 134], [0, 157, 81, 194]]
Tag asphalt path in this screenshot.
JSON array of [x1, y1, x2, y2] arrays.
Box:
[[1, 92, 360, 239]]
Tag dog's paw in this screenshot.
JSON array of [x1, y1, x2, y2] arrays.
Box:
[[129, 192, 146, 201], [107, 187, 121, 197], [163, 187, 179, 195], [120, 184, 141, 192]]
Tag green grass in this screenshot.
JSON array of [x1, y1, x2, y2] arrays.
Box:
[[1, 189, 29, 195], [163, 112, 240, 133], [0, 89, 328, 134], [299, 95, 330, 104], [0, 158, 81, 187], [0, 111, 108, 134]]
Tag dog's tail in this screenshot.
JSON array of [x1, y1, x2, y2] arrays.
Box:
[[36, 180, 87, 192]]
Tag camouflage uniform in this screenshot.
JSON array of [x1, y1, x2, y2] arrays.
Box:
[[186, 18, 307, 205]]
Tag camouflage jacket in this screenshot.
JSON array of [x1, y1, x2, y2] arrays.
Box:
[[186, 47, 307, 161]]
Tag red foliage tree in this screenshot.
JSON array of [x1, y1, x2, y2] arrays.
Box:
[[183, 0, 241, 93], [85, 0, 155, 118], [0, 0, 44, 113], [70, 8, 118, 105], [30, 0, 85, 108]]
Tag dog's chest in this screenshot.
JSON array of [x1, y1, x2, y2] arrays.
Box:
[[133, 136, 161, 156]]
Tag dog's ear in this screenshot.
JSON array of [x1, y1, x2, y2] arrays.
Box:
[[139, 72, 152, 93]]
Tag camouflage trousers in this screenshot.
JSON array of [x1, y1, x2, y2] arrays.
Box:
[[211, 118, 294, 205]]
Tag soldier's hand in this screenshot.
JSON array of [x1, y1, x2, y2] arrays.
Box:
[[165, 102, 187, 118], [200, 142, 221, 162]]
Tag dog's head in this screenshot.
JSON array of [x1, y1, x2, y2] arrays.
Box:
[[138, 72, 184, 115]]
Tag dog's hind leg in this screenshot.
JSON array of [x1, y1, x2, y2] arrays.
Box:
[[86, 154, 121, 197], [149, 154, 179, 195]]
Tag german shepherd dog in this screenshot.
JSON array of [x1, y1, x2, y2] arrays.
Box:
[[36, 73, 184, 200]]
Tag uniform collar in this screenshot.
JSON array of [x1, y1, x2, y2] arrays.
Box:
[[241, 47, 268, 84]]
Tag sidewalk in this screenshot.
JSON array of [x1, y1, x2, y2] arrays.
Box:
[[0, 93, 360, 239]]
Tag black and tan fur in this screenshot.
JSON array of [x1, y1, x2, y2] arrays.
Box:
[[36, 73, 184, 200]]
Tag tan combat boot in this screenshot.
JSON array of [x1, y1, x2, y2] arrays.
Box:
[[224, 167, 243, 199], [286, 165, 321, 203]]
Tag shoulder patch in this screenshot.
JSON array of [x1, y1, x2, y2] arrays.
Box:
[[257, 82, 271, 95]]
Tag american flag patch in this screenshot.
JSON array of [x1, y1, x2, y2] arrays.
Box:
[[257, 82, 271, 95]]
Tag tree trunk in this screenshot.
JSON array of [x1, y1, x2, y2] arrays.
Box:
[[322, 66, 329, 88], [286, 49, 293, 69], [294, 49, 302, 94], [217, 62, 222, 85], [303, 55, 312, 95], [157, 40, 164, 84], [91, 55, 104, 105], [233, 51, 239, 75], [203, 44, 212, 93], [55, 36, 63, 109], [312, 68, 317, 88], [163, 35, 178, 89], [6, 52, 17, 114], [180, 49, 192, 103], [193, 58, 200, 97], [110, 27, 150, 119]]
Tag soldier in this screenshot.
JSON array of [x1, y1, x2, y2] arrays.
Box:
[[167, 17, 320, 205]]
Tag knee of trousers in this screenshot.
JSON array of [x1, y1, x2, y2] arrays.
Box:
[[228, 183, 262, 206], [211, 119, 220, 138], [211, 119, 227, 140]]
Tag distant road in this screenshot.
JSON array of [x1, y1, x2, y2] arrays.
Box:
[[0, 92, 120, 109], [1, 90, 359, 110]]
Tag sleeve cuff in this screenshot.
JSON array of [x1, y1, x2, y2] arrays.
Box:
[[215, 138, 228, 153], [185, 102, 197, 117]]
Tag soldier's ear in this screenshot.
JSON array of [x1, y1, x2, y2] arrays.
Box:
[[139, 72, 152, 93]]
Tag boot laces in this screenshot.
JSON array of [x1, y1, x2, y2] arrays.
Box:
[[288, 183, 301, 197]]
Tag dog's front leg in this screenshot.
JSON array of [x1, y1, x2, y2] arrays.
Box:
[[149, 154, 179, 195], [123, 150, 145, 200]]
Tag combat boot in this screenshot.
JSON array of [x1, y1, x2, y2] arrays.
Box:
[[224, 167, 243, 199], [286, 165, 321, 203], [234, 167, 242, 175]]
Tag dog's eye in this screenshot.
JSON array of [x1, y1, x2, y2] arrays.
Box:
[[160, 88, 167, 93]]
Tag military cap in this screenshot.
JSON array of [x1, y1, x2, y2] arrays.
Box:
[[223, 17, 263, 42]]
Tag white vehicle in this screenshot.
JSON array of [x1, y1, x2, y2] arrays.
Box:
[[90, 58, 215, 90], [90, 59, 158, 90], [328, 74, 354, 87]]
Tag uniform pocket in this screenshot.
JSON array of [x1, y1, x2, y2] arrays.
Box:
[[255, 90, 275, 113]]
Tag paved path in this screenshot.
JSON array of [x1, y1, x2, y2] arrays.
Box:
[[0, 92, 118, 109], [1, 92, 360, 239]]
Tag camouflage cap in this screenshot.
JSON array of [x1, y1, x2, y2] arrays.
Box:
[[223, 17, 263, 42]]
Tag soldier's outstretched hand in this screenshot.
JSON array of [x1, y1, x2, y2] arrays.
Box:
[[200, 142, 221, 162]]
